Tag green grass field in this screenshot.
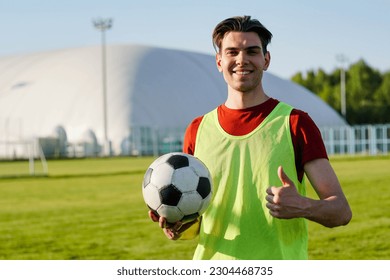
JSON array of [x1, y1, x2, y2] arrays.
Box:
[[0, 156, 389, 260]]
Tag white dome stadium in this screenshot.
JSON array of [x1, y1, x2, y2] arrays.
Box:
[[0, 45, 346, 157]]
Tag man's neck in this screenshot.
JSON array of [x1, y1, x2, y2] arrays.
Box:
[[225, 89, 269, 109]]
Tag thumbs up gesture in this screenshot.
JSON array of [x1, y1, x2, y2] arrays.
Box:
[[265, 166, 310, 219]]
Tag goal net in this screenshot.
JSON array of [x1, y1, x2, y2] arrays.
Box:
[[0, 140, 48, 178]]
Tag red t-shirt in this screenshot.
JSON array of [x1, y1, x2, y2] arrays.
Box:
[[183, 98, 328, 182]]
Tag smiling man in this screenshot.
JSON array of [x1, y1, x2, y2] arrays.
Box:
[[150, 15, 352, 260]]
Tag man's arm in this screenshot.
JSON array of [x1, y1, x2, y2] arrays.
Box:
[[303, 158, 352, 227]]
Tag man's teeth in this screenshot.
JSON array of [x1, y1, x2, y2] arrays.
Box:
[[236, 71, 250, 75]]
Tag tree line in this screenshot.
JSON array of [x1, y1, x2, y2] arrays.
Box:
[[291, 59, 390, 125]]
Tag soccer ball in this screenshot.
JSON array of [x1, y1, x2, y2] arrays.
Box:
[[142, 152, 213, 224]]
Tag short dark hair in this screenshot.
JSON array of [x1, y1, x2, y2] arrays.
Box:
[[212, 15, 273, 54]]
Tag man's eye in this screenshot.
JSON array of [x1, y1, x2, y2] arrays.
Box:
[[248, 50, 260, 55], [226, 51, 238, 55]]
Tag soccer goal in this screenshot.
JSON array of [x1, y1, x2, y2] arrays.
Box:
[[0, 140, 48, 178]]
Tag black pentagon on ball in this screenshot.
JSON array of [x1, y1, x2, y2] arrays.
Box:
[[160, 184, 182, 206], [143, 168, 153, 188], [166, 154, 189, 169], [197, 177, 211, 199]]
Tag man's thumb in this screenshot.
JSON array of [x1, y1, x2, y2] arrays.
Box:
[[278, 166, 293, 187]]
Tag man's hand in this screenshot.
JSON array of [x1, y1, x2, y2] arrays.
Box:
[[265, 166, 310, 219], [148, 211, 199, 240]]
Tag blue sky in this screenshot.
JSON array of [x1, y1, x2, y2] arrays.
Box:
[[1, 0, 389, 79]]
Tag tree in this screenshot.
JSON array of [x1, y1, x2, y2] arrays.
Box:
[[346, 60, 383, 124], [290, 59, 389, 125], [373, 71, 390, 123]]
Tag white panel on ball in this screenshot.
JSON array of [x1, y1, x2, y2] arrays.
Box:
[[172, 168, 199, 193], [177, 191, 203, 215], [157, 204, 184, 223]]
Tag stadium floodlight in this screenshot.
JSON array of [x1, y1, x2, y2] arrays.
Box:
[[336, 54, 348, 120], [93, 18, 113, 156]]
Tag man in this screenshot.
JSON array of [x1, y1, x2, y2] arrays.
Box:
[[149, 15, 352, 259]]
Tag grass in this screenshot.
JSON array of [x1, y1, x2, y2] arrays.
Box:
[[307, 155, 390, 259], [0, 157, 197, 260], [0, 155, 389, 259]]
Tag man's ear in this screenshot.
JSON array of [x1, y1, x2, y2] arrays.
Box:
[[263, 51, 271, 71], [216, 53, 223, 72]]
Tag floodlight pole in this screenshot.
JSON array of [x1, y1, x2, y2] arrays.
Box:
[[93, 18, 112, 156], [336, 54, 347, 120]]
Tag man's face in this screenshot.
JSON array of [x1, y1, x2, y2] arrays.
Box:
[[216, 31, 270, 94]]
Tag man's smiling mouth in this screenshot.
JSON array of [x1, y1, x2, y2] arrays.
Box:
[[234, 70, 252, 75]]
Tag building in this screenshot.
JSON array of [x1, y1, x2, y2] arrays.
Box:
[[0, 45, 346, 158]]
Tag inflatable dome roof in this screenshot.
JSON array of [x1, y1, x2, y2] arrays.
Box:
[[0, 45, 346, 156]]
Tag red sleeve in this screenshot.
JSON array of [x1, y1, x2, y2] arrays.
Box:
[[183, 116, 203, 155], [290, 109, 328, 181]]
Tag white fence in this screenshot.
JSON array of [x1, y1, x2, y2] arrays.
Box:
[[1, 124, 389, 158], [123, 125, 390, 157], [320, 124, 390, 155], [122, 126, 185, 156]]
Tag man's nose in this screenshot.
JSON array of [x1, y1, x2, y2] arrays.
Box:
[[236, 51, 248, 65]]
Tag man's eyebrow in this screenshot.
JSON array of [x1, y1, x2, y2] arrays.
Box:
[[247, 46, 262, 51], [224, 46, 262, 51]]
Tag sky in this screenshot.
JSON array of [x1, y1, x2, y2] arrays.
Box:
[[1, 0, 389, 79]]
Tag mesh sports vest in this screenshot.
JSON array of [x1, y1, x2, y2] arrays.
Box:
[[193, 102, 308, 260]]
